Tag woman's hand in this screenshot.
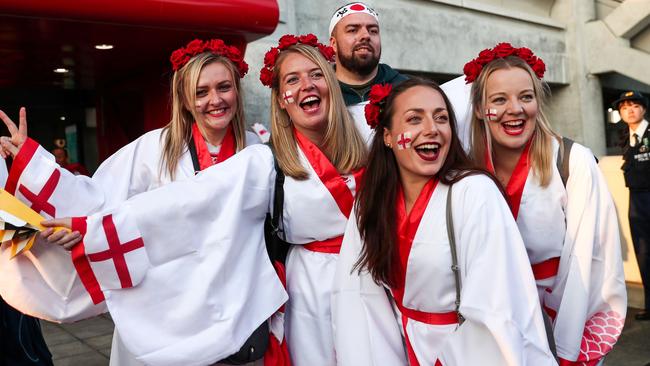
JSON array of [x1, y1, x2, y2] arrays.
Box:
[[0, 107, 28, 159], [37, 218, 81, 251]]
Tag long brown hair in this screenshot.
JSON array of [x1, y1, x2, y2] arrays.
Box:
[[355, 77, 499, 287], [268, 44, 366, 179], [469, 56, 559, 187], [161, 53, 246, 180]]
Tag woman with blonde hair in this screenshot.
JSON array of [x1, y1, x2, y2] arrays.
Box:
[[260, 34, 367, 365], [19, 33, 365, 366], [0, 38, 266, 365], [466, 43, 626, 365]]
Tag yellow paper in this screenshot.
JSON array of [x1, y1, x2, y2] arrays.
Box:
[[0, 188, 49, 230], [0, 188, 66, 257]]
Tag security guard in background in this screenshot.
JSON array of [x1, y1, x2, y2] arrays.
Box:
[[616, 90, 650, 321]]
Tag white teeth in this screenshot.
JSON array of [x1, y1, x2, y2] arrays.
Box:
[[503, 120, 524, 127], [301, 96, 319, 104], [417, 143, 440, 149], [209, 109, 226, 115]]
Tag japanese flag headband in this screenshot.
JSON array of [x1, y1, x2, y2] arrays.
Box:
[[329, 2, 379, 35]]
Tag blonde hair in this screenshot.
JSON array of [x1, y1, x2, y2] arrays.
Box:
[[161, 53, 246, 180], [269, 44, 366, 179], [469, 56, 559, 187]]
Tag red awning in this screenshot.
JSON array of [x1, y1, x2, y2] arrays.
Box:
[[0, 0, 279, 41]]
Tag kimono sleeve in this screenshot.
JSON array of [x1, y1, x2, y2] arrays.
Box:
[[547, 143, 627, 364], [332, 209, 408, 366], [70, 144, 288, 366], [0, 131, 162, 322], [0, 157, 7, 188], [438, 176, 556, 366]]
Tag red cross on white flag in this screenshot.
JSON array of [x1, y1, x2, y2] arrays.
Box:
[[283, 90, 294, 104], [397, 132, 412, 150], [485, 108, 498, 121], [18, 169, 60, 218]]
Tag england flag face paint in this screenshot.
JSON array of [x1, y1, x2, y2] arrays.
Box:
[[283, 90, 295, 104], [485, 108, 498, 121], [396, 132, 413, 150]]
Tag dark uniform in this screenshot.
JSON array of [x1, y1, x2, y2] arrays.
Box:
[[616, 90, 650, 320]]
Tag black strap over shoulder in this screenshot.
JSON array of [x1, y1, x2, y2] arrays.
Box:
[[265, 143, 290, 264], [445, 184, 464, 325], [187, 135, 202, 174], [556, 137, 574, 187]]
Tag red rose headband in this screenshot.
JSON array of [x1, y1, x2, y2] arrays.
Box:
[[170, 39, 249, 77], [364, 83, 392, 129], [463, 42, 546, 84], [259, 34, 336, 88]]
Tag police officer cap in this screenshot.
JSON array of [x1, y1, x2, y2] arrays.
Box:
[[612, 90, 648, 110]]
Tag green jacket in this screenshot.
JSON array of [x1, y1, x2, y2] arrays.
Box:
[[339, 63, 408, 106]]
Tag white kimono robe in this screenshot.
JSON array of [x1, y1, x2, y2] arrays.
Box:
[[281, 138, 360, 366], [0, 129, 272, 366], [347, 76, 472, 149], [0, 158, 7, 188], [332, 175, 557, 366], [516, 139, 627, 364]]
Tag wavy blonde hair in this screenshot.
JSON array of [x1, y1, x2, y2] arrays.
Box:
[[469, 56, 559, 187], [269, 44, 366, 179], [161, 53, 246, 180]]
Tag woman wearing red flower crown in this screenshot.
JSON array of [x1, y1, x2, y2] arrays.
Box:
[[332, 78, 557, 366], [466, 43, 626, 365], [8, 34, 365, 366], [0, 39, 279, 366], [259, 34, 366, 366]]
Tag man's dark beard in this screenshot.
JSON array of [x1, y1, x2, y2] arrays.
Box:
[[336, 44, 380, 78]]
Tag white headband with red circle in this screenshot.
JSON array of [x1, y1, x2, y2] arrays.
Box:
[[329, 2, 379, 35]]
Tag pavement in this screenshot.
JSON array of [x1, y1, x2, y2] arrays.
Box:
[[41, 301, 650, 366]]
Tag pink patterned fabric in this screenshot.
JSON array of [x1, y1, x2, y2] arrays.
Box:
[[578, 311, 624, 363]]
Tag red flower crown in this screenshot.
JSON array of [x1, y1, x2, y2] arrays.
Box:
[[259, 34, 336, 87], [170, 39, 249, 77], [463, 42, 546, 84], [364, 83, 392, 129]]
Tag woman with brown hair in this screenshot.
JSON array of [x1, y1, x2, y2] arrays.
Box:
[[332, 77, 555, 365], [0, 38, 265, 365], [466, 43, 626, 365]]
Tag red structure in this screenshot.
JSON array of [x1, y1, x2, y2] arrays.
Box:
[[0, 0, 278, 165]]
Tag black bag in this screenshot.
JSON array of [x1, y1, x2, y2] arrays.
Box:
[[219, 145, 288, 365], [218, 321, 270, 365], [0, 296, 53, 366]]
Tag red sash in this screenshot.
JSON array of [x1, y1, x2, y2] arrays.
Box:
[[389, 178, 455, 366], [294, 128, 363, 254], [294, 128, 362, 219], [485, 137, 533, 220], [303, 235, 343, 254], [191, 123, 236, 170], [532, 256, 560, 280]]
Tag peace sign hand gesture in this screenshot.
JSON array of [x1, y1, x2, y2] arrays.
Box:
[[0, 107, 28, 159]]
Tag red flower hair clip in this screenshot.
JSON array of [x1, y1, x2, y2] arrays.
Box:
[[364, 83, 392, 129], [259, 34, 336, 87], [463, 42, 546, 84], [170, 39, 249, 77]]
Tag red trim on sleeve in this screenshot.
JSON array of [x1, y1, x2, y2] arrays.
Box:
[[5, 137, 39, 194], [70, 217, 106, 304]]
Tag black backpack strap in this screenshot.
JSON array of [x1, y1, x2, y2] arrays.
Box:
[[271, 148, 285, 238], [264, 143, 289, 264], [187, 135, 202, 175], [556, 137, 574, 187], [445, 184, 464, 325]]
